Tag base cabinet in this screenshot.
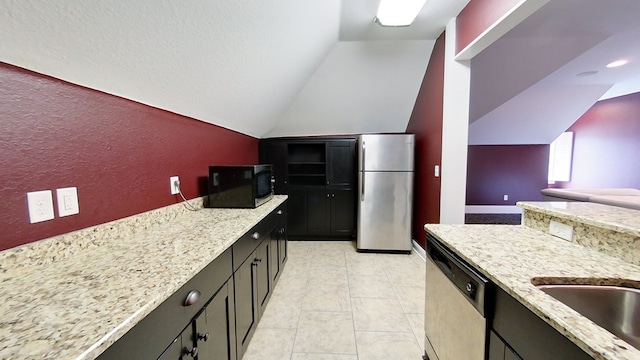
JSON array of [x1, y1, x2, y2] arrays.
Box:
[[195, 281, 237, 360], [490, 287, 593, 360], [98, 202, 287, 360]]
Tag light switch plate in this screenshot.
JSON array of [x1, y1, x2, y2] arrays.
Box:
[[57, 187, 79, 217], [549, 220, 573, 241], [27, 190, 55, 223]]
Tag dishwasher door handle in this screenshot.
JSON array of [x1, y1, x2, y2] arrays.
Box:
[[429, 251, 452, 275]]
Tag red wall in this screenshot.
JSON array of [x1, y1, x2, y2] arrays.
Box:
[[557, 92, 640, 188], [0, 63, 258, 251], [466, 145, 549, 205], [406, 33, 446, 248], [455, 0, 521, 54]]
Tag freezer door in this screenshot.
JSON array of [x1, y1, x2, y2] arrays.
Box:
[[359, 134, 414, 172], [357, 171, 413, 251]]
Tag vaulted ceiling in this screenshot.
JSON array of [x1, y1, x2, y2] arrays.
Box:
[[2, 1, 639, 144], [0, 0, 468, 138]]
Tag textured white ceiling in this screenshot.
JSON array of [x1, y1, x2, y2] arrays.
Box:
[[0, 0, 468, 138]]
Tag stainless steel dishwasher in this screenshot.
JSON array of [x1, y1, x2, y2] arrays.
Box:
[[424, 234, 492, 360]]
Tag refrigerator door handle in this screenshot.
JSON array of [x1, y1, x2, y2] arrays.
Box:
[[361, 141, 366, 171], [360, 171, 365, 201], [360, 141, 366, 201]]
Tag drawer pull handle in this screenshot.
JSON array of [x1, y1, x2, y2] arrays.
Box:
[[183, 290, 201, 306], [252, 232, 260, 240]]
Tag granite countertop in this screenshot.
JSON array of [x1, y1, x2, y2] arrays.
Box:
[[425, 223, 640, 360], [0, 195, 287, 360], [519, 201, 640, 237]]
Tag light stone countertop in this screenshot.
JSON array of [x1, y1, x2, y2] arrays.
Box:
[[0, 195, 287, 360], [518, 201, 640, 237], [424, 224, 640, 360]]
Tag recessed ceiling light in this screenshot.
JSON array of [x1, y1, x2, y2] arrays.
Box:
[[375, 0, 428, 27], [606, 59, 628, 68], [576, 71, 598, 77]]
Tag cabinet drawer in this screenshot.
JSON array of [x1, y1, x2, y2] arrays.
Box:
[[233, 208, 279, 270], [97, 247, 233, 360]]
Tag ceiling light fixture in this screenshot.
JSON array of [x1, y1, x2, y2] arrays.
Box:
[[606, 59, 628, 68], [576, 71, 598, 77], [374, 0, 428, 27]]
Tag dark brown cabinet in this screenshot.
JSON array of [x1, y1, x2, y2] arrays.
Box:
[[259, 138, 356, 240], [269, 209, 287, 283], [98, 203, 287, 360], [489, 287, 593, 360]]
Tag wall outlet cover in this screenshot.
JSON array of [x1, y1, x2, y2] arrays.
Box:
[[27, 190, 55, 223], [170, 176, 180, 195], [549, 220, 573, 241]]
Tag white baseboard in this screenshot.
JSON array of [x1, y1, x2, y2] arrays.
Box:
[[465, 205, 522, 214], [412, 239, 426, 262]]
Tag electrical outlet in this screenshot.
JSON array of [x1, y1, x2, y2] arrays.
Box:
[[27, 190, 55, 223], [170, 176, 180, 195], [57, 187, 79, 217], [549, 220, 573, 241]]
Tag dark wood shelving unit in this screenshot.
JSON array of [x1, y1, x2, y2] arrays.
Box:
[[259, 137, 357, 240]]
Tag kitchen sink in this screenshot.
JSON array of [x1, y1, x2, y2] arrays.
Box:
[[536, 284, 640, 350]]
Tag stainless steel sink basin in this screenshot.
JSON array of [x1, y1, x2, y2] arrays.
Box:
[[537, 284, 640, 349]]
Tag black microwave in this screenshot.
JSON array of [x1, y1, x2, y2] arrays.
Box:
[[206, 165, 274, 208]]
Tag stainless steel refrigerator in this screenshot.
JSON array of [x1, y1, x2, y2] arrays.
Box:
[[357, 134, 414, 252]]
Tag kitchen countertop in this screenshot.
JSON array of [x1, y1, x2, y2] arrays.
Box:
[[425, 223, 640, 360], [0, 195, 287, 360], [519, 201, 640, 238]]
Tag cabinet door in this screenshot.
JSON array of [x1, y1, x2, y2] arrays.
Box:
[[259, 141, 288, 194], [330, 189, 355, 237], [269, 207, 287, 283], [327, 140, 356, 188], [256, 239, 271, 317], [307, 189, 331, 236], [270, 226, 281, 283], [158, 325, 197, 360], [157, 334, 184, 360], [287, 187, 308, 237], [234, 256, 258, 359], [194, 281, 236, 360], [278, 224, 287, 272]]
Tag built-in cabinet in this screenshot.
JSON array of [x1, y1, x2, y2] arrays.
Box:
[[97, 203, 287, 360], [489, 286, 593, 360], [259, 138, 356, 240]]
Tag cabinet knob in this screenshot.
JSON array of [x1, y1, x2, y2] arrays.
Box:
[[277, 210, 283, 215], [183, 346, 198, 358], [279, 228, 285, 234], [255, 258, 262, 263], [326, 194, 330, 197], [252, 232, 260, 240], [326, 181, 330, 184], [198, 332, 210, 342], [183, 290, 201, 307], [332, 194, 335, 197]]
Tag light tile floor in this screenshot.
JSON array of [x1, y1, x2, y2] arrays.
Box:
[[244, 241, 426, 360]]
